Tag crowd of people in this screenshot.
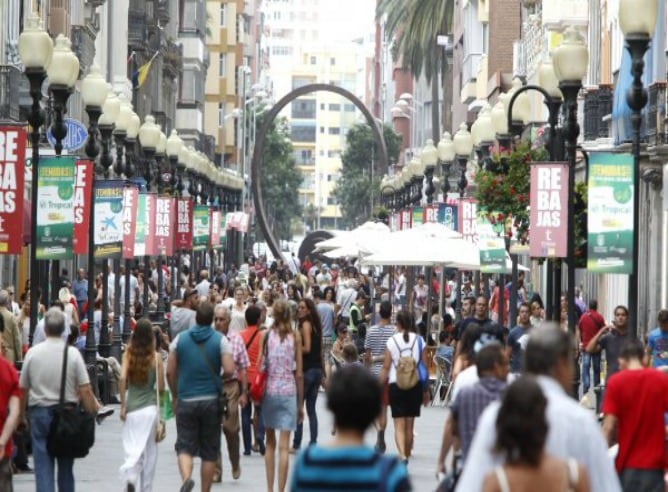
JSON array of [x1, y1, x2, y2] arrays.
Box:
[[1, 254, 668, 492]]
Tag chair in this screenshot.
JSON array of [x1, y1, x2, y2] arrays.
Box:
[[431, 355, 452, 407]]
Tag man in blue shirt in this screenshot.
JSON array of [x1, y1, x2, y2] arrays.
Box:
[[647, 309, 668, 368], [506, 302, 532, 374], [71, 268, 88, 318]]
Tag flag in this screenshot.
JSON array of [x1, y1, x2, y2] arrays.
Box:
[[132, 52, 158, 89]]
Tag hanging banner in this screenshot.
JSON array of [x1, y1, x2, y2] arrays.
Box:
[[412, 206, 423, 227], [0, 126, 26, 254], [210, 210, 221, 248], [93, 180, 124, 258], [73, 160, 93, 254], [36, 157, 75, 259], [219, 212, 227, 247], [176, 198, 193, 250], [122, 186, 139, 259], [144, 193, 157, 256], [193, 205, 210, 251], [238, 212, 250, 233], [587, 152, 634, 273], [438, 204, 458, 231], [155, 197, 175, 256], [400, 209, 412, 230], [477, 213, 507, 273], [423, 205, 438, 223], [134, 193, 147, 256], [458, 198, 478, 244], [529, 162, 569, 258], [225, 211, 235, 230]]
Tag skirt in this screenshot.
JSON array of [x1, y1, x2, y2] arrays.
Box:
[[263, 393, 297, 431], [388, 382, 422, 418]]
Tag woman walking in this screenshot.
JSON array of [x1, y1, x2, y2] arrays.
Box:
[[379, 311, 429, 463], [119, 318, 165, 492], [260, 299, 303, 492]]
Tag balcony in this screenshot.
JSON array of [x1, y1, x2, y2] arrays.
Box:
[[71, 25, 96, 75], [646, 82, 667, 149], [128, 8, 148, 51], [0, 66, 21, 121], [583, 85, 613, 142]]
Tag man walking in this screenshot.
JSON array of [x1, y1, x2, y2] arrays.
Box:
[[213, 305, 249, 482], [646, 309, 668, 368], [0, 290, 21, 365], [71, 269, 88, 319], [456, 325, 621, 492], [364, 300, 396, 453], [506, 302, 531, 375], [586, 305, 633, 379], [602, 338, 668, 492], [314, 290, 335, 377], [167, 302, 234, 492], [578, 299, 606, 394], [170, 288, 199, 339]]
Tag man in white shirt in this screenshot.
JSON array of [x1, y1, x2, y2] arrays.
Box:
[[118, 266, 139, 312], [455, 325, 621, 492], [196, 269, 211, 298]]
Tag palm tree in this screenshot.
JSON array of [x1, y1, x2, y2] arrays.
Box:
[[377, 0, 454, 141]]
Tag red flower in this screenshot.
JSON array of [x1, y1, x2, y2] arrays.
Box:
[[497, 213, 503, 221]]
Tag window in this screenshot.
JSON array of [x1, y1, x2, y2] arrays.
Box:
[[310, 56, 317, 65], [344, 103, 356, 112], [272, 46, 293, 56], [320, 103, 325, 110], [319, 127, 325, 133], [220, 4, 226, 25], [327, 150, 340, 158], [218, 53, 226, 77], [328, 103, 341, 111], [218, 103, 225, 127], [292, 76, 313, 89], [327, 197, 336, 205], [482, 23, 489, 55], [330, 57, 336, 65], [328, 127, 340, 135], [291, 99, 316, 119], [291, 123, 316, 142]]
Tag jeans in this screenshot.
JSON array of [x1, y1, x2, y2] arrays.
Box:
[[29, 406, 75, 492], [582, 352, 601, 393], [292, 367, 322, 449], [241, 399, 265, 454], [619, 468, 664, 492]]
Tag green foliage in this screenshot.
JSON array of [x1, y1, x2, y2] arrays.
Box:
[[256, 112, 302, 241], [333, 123, 402, 229], [573, 181, 588, 268]]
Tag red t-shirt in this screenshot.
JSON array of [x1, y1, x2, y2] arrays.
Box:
[[579, 310, 605, 346], [602, 368, 668, 471], [0, 357, 21, 458], [239, 326, 264, 384]]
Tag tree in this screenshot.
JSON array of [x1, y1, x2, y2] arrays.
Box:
[[333, 123, 402, 229], [377, 0, 454, 139], [255, 112, 302, 242]]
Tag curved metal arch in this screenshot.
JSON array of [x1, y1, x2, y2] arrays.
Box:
[[251, 83, 389, 261]]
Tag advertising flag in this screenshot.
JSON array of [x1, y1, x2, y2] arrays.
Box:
[[134, 193, 147, 256], [587, 152, 634, 273], [458, 198, 478, 244], [122, 186, 138, 259], [477, 213, 506, 273], [193, 205, 210, 251], [529, 162, 569, 257], [176, 198, 193, 250], [36, 157, 75, 259], [144, 194, 157, 255], [437, 204, 458, 231], [412, 207, 423, 227], [155, 197, 175, 256], [210, 210, 221, 248], [0, 126, 25, 254], [73, 160, 93, 254], [93, 180, 124, 258], [219, 212, 226, 247]]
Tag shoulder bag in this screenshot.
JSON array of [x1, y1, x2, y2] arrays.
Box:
[[154, 354, 166, 442], [47, 343, 96, 459], [249, 332, 269, 403], [192, 333, 228, 419]]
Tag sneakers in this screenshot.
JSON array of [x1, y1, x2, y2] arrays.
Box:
[[180, 478, 195, 492], [96, 406, 115, 425]]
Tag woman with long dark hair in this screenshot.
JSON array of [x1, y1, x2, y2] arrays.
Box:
[[292, 297, 323, 452], [379, 310, 430, 463], [119, 318, 165, 492], [482, 377, 589, 492]]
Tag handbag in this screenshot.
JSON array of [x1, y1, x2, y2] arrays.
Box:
[[154, 355, 166, 443], [249, 333, 268, 403], [47, 343, 96, 459], [192, 333, 228, 418], [417, 336, 429, 385]]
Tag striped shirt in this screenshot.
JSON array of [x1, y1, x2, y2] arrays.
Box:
[[364, 323, 395, 375], [291, 445, 411, 492]]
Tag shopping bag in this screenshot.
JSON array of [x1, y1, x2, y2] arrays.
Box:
[[160, 390, 174, 420]]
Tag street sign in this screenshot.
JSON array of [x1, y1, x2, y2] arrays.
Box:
[[46, 118, 88, 151]]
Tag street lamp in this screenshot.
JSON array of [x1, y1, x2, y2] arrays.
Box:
[[453, 123, 473, 197], [123, 108, 140, 341], [619, 0, 657, 338], [408, 155, 423, 205], [553, 27, 588, 338], [437, 132, 455, 198], [19, 13, 53, 344], [81, 66, 109, 369], [421, 139, 438, 204], [473, 104, 496, 172]]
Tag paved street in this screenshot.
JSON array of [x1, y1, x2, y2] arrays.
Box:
[[14, 396, 448, 491]]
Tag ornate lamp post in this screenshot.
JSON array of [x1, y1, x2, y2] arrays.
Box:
[[123, 108, 140, 340], [81, 66, 109, 369], [167, 130, 184, 300], [452, 123, 473, 197], [421, 139, 438, 204], [619, 0, 657, 338], [437, 132, 456, 199], [473, 104, 497, 173]]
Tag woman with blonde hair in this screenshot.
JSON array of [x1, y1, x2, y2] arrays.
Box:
[[259, 299, 303, 492], [119, 318, 165, 492]]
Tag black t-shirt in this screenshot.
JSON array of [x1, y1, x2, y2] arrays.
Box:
[[455, 317, 490, 341]]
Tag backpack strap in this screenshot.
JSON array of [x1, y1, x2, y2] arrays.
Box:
[[58, 342, 69, 406], [494, 466, 511, 492], [566, 458, 579, 489]]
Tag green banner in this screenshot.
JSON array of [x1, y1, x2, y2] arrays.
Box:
[[193, 205, 210, 251], [477, 213, 507, 273], [220, 213, 226, 248], [412, 206, 423, 227], [587, 152, 634, 273], [93, 180, 124, 259], [36, 157, 76, 259]]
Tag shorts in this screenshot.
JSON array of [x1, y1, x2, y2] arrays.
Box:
[[388, 382, 422, 418], [175, 398, 221, 461]]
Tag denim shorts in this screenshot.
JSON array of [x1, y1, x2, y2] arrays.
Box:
[[175, 398, 221, 462]]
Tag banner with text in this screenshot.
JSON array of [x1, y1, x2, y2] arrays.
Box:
[[134, 193, 147, 256], [122, 186, 138, 259], [73, 160, 93, 254], [400, 209, 412, 230], [219, 212, 226, 247], [529, 162, 569, 257], [438, 204, 458, 231], [477, 213, 507, 273], [457, 198, 478, 243], [155, 197, 175, 256], [193, 205, 210, 251], [144, 194, 157, 256], [210, 210, 221, 248], [412, 207, 423, 227], [0, 126, 25, 254], [587, 152, 634, 273], [93, 180, 124, 258], [36, 157, 75, 259], [175, 198, 193, 250]]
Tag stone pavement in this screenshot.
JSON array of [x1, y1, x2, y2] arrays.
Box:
[[13, 396, 448, 491]]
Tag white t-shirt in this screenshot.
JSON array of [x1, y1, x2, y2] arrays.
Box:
[[229, 305, 247, 334], [386, 332, 421, 384], [119, 274, 138, 306], [451, 364, 479, 401]]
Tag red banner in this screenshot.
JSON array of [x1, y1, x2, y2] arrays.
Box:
[[210, 210, 221, 247], [155, 197, 174, 256], [400, 209, 412, 230], [122, 186, 138, 259], [73, 160, 93, 254], [458, 198, 478, 244], [0, 127, 25, 254], [144, 193, 157, 256], [423, 205, 439, 223], [175, 198, 193, 250], [530, 162, 569, 257]]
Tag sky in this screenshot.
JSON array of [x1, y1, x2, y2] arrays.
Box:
[[318, 0, 377, 43]]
